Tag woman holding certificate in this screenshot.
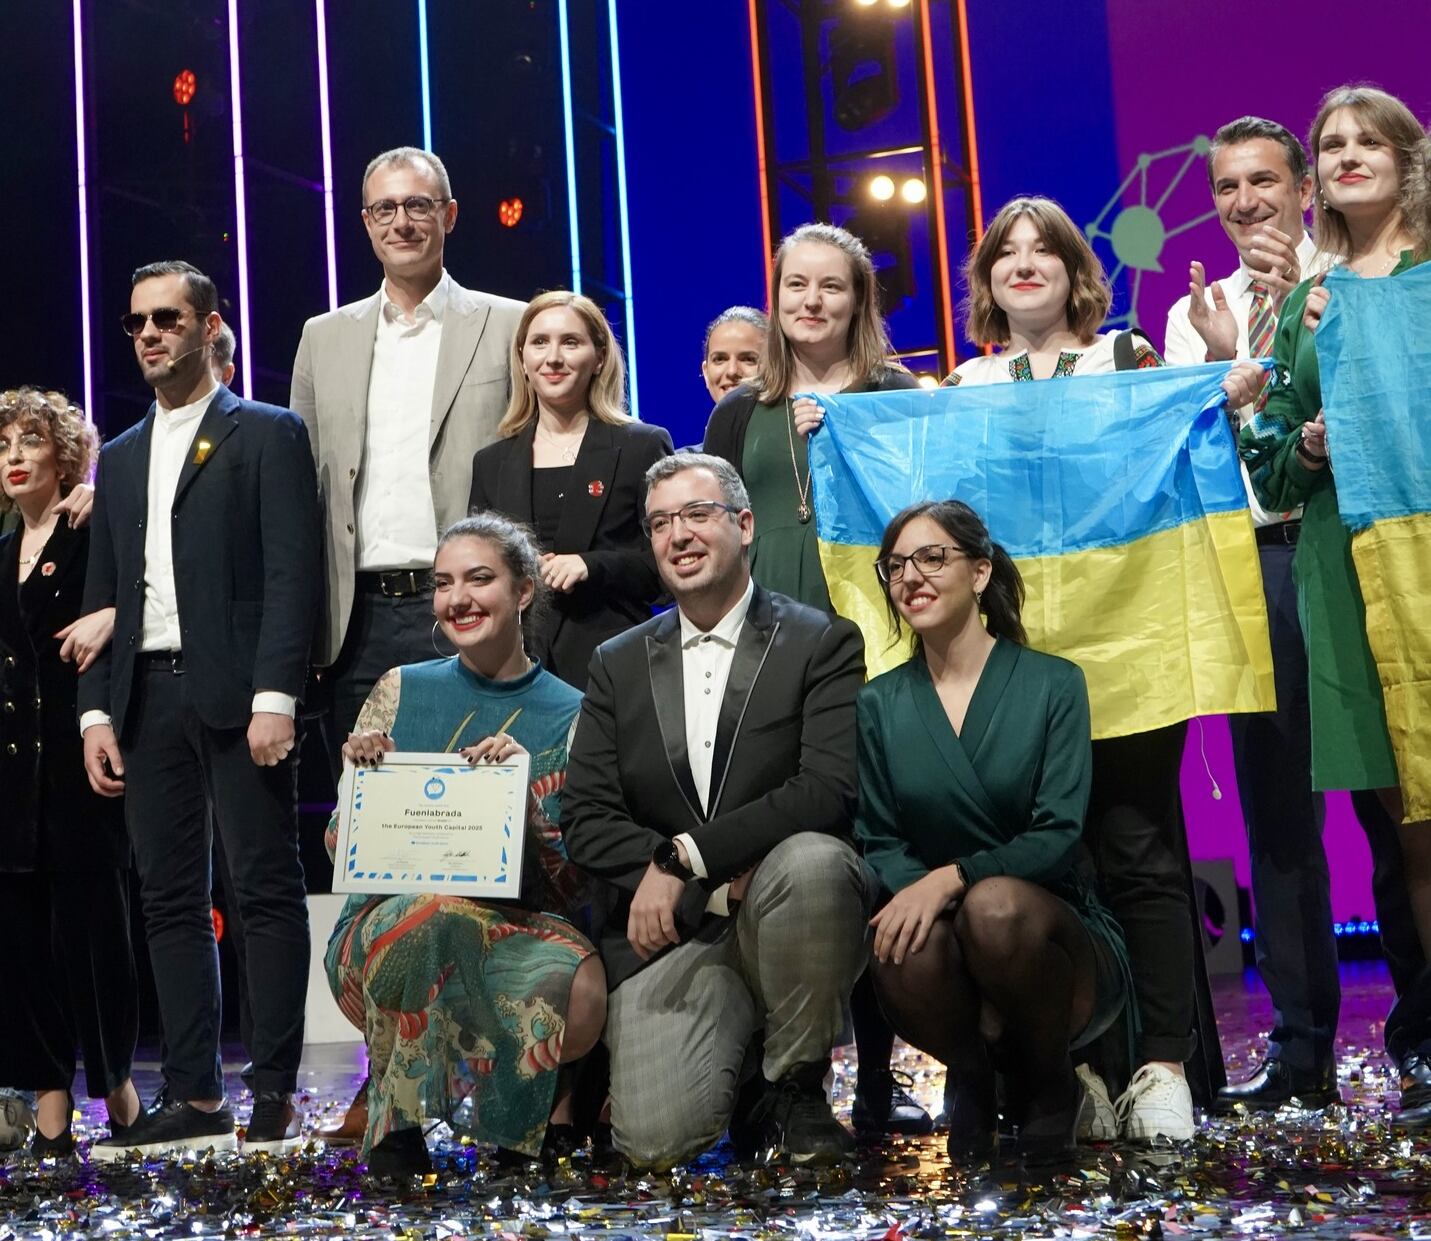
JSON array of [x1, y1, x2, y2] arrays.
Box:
[[324, 513, 606, 1177]]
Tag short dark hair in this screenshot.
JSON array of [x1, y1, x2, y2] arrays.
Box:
[[703, 306, 768, 356], [131, 260, 219, 317], [1207, 117, 1309, 188], [213, 322, 237, 370]]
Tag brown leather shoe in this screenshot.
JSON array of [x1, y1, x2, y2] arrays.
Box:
[[316, 1076, 369, 1146]]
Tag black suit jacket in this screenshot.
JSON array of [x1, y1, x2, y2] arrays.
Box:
[[78, 386, 322, 735], [561, 583, 865, 986], [468, 417, 673, 688], [0, 516, 127, 871]]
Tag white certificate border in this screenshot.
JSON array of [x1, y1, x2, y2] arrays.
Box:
[[332, 751, 530, 897]]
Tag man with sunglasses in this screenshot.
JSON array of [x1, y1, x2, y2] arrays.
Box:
[[290, 146, 523, 779], [563, 452, 870, 1169], [79, 261, 320, 1159]]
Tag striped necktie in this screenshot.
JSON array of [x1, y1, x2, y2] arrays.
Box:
[[1247, 281, 1276, 359]]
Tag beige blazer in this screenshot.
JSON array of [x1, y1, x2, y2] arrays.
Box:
[[290, 278, 525, 665]]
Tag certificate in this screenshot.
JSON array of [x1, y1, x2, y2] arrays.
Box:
[[332, 751, 530, 898]]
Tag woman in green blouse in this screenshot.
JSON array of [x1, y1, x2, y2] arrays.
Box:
[[1239, 84, 1431, 1128], [857, 500, 1128, 1160]]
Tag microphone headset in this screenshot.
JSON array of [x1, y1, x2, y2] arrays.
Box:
[[164, 343, 211, 372]]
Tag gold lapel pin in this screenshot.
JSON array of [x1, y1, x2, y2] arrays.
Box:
[[193, 438, 213, 465]]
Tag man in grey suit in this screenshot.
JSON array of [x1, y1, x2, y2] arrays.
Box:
[[290, 146, 524, 775]]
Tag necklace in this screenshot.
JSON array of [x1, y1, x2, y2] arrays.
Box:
[[536, 418, 586, 465], [18, 548, 42, 568], [784, 399, 814, 524]]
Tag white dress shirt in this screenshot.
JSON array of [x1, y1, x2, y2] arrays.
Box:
[[355, 270, 447, 571], [1163, 234, 1321, 526], [79, 382, 294, 735], [672, 577, 755, 917]]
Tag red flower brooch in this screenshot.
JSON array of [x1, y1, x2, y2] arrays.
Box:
[[40, 562, 56, 577], [587, 480, 604, 497]]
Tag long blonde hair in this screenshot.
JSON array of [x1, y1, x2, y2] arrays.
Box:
[[498, 290, 630, 438], [1308, 85, 1431, 260], [755, 223, 898, 403], [961, 197, 1112, 348]]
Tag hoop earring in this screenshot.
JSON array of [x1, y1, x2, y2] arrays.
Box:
[[431, 619, 456, 658]]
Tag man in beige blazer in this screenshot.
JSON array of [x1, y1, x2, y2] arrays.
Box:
[[290, 146, 523, 775]]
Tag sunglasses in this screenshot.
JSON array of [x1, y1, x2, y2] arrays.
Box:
[[120, 307, 186, 338]]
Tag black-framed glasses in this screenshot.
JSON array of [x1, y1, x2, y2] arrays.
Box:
[[363, 195, 451, 225], [120, 307, 185, 338], [875, 543, 968, 584], [642, 499, 741, 539]]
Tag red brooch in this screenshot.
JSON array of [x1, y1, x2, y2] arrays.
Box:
[[587, 480, 604, 497], [40, 562, 56, 577]]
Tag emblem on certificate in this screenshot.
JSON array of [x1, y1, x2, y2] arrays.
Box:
[[331, 751, 531, 898]]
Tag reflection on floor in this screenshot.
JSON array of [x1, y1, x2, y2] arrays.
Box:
[[3, 962, 1428, 1239]]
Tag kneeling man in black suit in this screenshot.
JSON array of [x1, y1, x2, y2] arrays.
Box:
[[563, 452, 868, 1168], [80, 261, 321, 1160]]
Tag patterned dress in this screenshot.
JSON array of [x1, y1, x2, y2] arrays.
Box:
[[324, 657, 593, 1155]]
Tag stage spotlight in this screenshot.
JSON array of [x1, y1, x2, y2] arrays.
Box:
[[831, 16, 898, 132], [854, 0, 879, 6], [172, 69, 197, 107], [888, 0, 912, 7], [498, 198, 525, 228], [869, 174, 896, 202], [900, 176, 927, 204], [917, 373, 938, 388]]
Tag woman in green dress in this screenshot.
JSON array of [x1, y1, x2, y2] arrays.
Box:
[[857, 500, 1128, 1160], [1239, 85, 1431, 1128], [324, 513, 607, 1175], [704, 222, 926, 1138]]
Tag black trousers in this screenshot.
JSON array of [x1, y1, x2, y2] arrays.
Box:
[[122, 660, 309, 1100], [321, 587, 436, 784], [1228, 538, 1339, 1070], [0, 868, 137, 1098], [1086, 722, 1197, 1065]]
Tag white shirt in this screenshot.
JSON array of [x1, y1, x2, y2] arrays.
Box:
[[355, 270, 447, 571], [79, 382, 295, 735], [1163, 234, 1320, 526], [672, 577, 755, 917], [948, 330, 1128, 385]]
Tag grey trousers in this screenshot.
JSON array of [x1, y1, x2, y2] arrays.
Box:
[[604, 832, 869, 1168]]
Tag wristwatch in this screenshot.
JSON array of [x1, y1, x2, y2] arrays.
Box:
[[653, 840, 694, 882]]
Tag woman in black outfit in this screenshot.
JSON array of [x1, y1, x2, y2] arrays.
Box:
[[0, 388, 139, 1156], [469, 291, 672, 690]]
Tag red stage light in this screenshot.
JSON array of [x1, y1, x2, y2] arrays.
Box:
[[173, 69, 197, 107], [211, 907, 225, 943], [498, 198, 524, 228]]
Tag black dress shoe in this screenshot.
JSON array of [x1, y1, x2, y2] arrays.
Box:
[[1399, 1053, 1431, 1110], [1015, 1070, 1083, 1163], [1215, 1059, 1339, 1113], [753, 1061, 855, 1166], [851, 1070, 934, 1138], [31, 1093, 75, 1159], [367, 1127, 432, 1178]]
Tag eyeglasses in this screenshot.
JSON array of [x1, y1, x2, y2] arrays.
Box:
[[363, 195, 451, 225], [642, 499, 741, 538], [120, 307, 186, 338], [0, 431, 47, 456], [875, 543, 969, 584]]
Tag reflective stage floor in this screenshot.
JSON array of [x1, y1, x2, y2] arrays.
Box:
[[3, 962, 1428, 1239]]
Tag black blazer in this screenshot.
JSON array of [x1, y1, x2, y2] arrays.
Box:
[[0, 516, 127, 872], [468, 417, 673, 689], [702, 366, 921, 475], [561, 583, 865, 987], [78, 386, 322, 735]]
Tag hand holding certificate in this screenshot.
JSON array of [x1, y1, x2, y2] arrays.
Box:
[[332, 748, 531, 898]]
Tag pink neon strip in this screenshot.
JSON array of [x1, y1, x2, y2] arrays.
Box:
[[72, 0, 93, 423], [227, 0, 253, 396], [315, 0, 338, 310]]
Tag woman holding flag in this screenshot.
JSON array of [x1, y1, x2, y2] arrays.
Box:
[[1240, 85, 1431, 1130]]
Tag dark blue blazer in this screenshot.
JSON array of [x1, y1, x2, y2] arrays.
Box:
[[78, 386, 322, 734]]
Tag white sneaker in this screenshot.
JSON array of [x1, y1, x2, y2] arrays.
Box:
[[1115, 1064, 1195, 1142], [1075, 1065, 1118, 1140]]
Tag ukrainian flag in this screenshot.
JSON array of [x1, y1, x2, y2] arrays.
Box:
[[808, 364, 1275, 739], [1317, 262, 1431, 821]]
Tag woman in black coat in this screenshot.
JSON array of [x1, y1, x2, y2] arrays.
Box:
[[0, 388, 139, 1155], [469, 291, 672, 690]]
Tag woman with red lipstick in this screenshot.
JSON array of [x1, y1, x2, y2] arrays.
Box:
[[704, 223, 927, 1139], [941, 196, 1269, 1145], [0, 388, 140, 1156], [469, 292, 671, 690], [323, 513, 607, 1176], [1240, 85, 1431, 1129], [858, 500, 1128, 1159]]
